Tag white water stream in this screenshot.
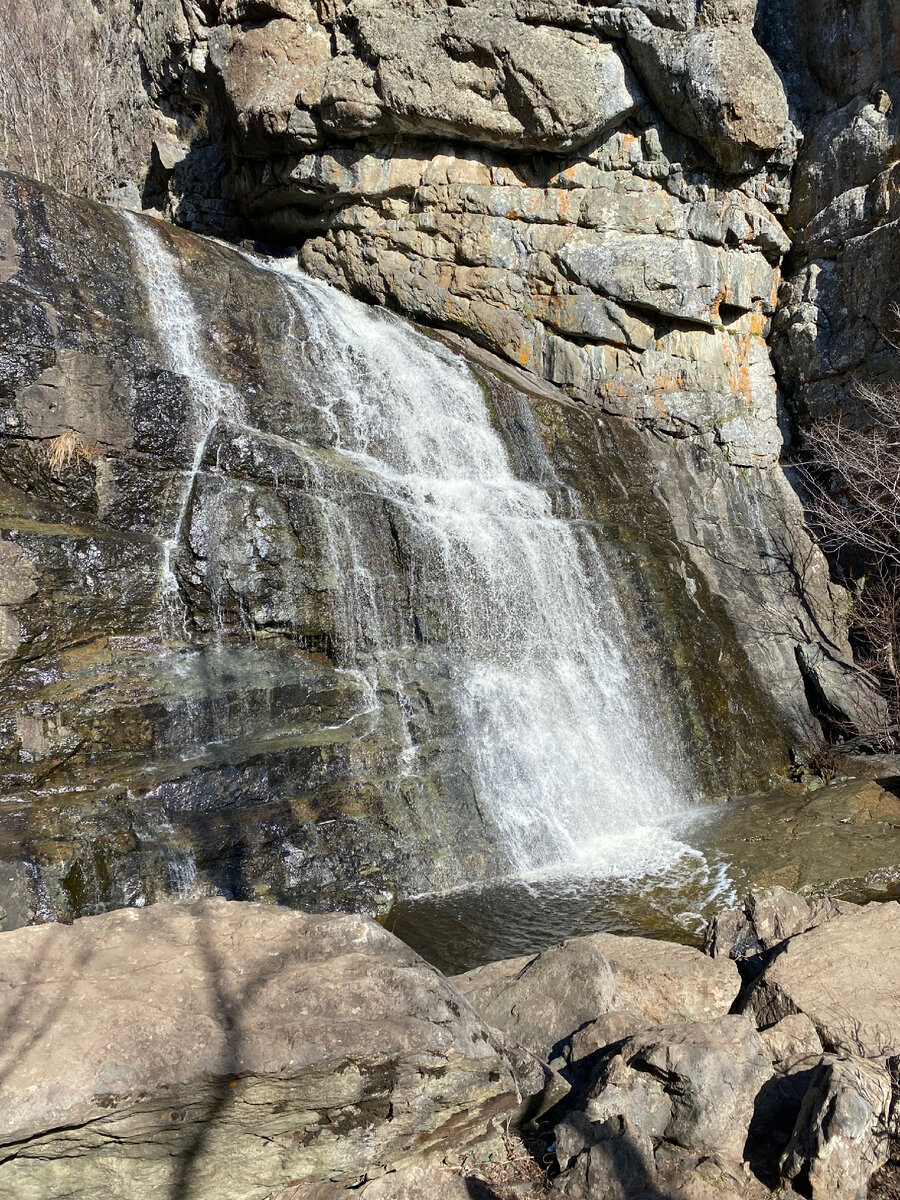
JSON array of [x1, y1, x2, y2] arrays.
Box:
[[125, 212, 246, 602], [127, 215, 696, 877]]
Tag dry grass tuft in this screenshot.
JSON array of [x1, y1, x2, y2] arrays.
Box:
[[456, 1123, 554, 1196], [41, 430, 96, 475]]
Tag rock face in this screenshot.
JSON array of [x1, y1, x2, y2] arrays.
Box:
[[763, 0, 900, 427], [0, 899, 544, 1200], [780, 1055, 893, 1200], [454, 930, 740, 1059], [138, 0, 796, 469], [744, 901, 900, 1057], [0, 170, 857, 924], [131, 0, 900, 458]]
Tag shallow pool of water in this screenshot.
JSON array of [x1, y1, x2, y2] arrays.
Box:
[[384, 778, 900, 974]]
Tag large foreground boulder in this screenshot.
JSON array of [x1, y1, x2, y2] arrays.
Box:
[[744, 901, 900, 1056], [0, 900, 546, 1200], [779, 1055, 893, 1199], [453, 931, 739, 1059]]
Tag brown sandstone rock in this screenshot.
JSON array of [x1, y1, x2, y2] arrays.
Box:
[[452, 937, 617, 1058], [576, 930, 741, 1024], [760, 1013, 823, 1069]]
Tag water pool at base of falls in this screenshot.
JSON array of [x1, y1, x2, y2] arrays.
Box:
[[385, 812, 736, 974], [383, 775, 900, 974]]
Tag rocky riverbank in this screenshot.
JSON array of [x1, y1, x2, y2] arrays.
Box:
[[1, 888, 898, 1200]]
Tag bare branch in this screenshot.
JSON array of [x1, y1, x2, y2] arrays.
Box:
[[0, 0, 150, 199], [803, 375, 900, 734]]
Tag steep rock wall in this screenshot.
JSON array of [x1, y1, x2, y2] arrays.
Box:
[[761, 0, 900, 425], [0, 171, 855, 926], [138, 0, 799, 469]]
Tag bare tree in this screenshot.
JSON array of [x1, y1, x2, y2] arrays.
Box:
[[804, 371, 900, 732], [0, 0, 149, 199]]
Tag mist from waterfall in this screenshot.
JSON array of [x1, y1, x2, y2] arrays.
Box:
[[127, 214, 694, 877]]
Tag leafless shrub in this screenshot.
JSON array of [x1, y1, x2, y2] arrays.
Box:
[[805, 737, 839, 782], [806, 381, 900, 568], [804, 363, 900, 735], [0, 0, 149, 199]]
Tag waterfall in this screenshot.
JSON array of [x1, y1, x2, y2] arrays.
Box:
[[124, 212, 245, 600], [127, 214, 692, 878], [257, 257, 695, 874]]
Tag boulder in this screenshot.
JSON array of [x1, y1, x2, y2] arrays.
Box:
[[704, 885, 812, 958], [452, 937, 617, 1059], [567, 1011, 652, 1065], [704, 885, 862, 961], [652, 1143, 774, 1200], [657, 1142, 777, 1200], [577, 930, 741, 1025], [780, 1055, 893, 1199], [624, 14, 790, 173], [0, 900, 547, 1200], [585, 1049, 673, 1138], [760, 1013, 823, 1069], [605, 1015, 774, 1160], [455, 930, 740, 1061], [270, 1164, 492, 1199], [553, 1115, 657, 1200], [746, 1016, 824, 1177], [744, 901, 900, 1057]]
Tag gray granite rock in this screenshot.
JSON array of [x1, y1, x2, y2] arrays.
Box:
[[452, 937, 617, 1059], [780, 1055, 893, 1200], [616, 1015, 774, 1159], [454, 928, 740, 1060], [744, 901, 900, 1057], [0, 900, 546, 1200]]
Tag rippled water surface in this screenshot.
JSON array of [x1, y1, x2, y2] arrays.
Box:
[[385, 778, 900, 974]]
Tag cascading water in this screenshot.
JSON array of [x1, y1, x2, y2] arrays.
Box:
[[124, 212, 245, 604], [252, 257, 696, 875], [127, 213, 694, 879]]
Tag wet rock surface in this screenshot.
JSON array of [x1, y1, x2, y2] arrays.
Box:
[[0, 169, 857, 925]]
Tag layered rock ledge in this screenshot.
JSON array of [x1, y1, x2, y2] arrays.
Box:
[[129, 0, 899, 462]]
